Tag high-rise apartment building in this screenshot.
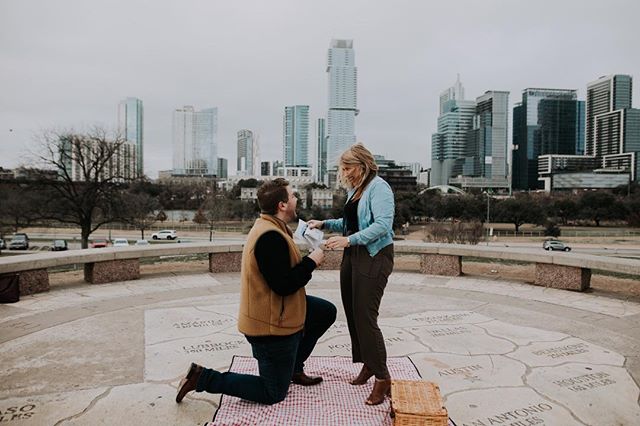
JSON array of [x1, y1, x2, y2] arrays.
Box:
[[172, 106, 218, 176], [237, 129, 255, 175], [58, 134, 137, 182], [326, 39, 358, 169], [316, 118, 327, 184], [512, 89, 583, 190], [283, 106, 310, 167], [117, 97, 143, 177], [431, 77, 475, 186], [586, 74, 632, 156]]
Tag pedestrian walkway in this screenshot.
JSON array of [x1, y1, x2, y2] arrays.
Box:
[[1, 271, 639, 425]]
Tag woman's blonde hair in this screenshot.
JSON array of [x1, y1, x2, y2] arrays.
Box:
[[338, 143, 378, 200]]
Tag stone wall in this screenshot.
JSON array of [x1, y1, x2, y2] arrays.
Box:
[[85, 260, 140, 284], [419, 254, 462, 276], [535, 264, 591, 291], [209, 252, 243, 273]]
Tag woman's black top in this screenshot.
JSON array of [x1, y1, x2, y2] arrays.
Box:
[[344, 195, 359, 236]]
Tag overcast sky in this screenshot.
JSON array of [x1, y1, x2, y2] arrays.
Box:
[[1, 0, 639, 178]]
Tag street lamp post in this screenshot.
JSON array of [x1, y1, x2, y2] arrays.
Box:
[[484, 191, 491, 246]]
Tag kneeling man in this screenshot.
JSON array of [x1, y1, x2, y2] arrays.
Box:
[[176, 178, 336, 405]]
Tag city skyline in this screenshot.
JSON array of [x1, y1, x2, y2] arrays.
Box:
[[1, 1, 639, 179]]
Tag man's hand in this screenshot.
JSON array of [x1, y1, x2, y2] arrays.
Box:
[[307, 247, 324, 266], [307, 220, 324, 230]]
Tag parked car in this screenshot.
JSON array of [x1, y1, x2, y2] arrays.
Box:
[[151, 230, 177, 240], [135, 239, 150, 246], [90, 239, 109, 248], [543, 239, 571, 251], [112, 238, 130, 247], [9, 233, 29, 250], [50, 240, 68, 251], [0, 238, 5, 250]]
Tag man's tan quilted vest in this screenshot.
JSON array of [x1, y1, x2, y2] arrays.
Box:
[[238, 214, 306, 336]]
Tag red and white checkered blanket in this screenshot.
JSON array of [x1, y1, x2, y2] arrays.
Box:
[[208, 356, 455, 426]]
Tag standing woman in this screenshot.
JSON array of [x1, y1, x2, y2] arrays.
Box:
[[308, 143, 395, 405]]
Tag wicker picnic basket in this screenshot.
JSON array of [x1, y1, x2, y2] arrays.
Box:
[[390, 380, 448, 426]]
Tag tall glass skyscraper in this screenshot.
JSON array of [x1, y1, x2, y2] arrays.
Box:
[[326, 39, 357, 169], [283, 105, 310, 167], [512, 89, 583, 190], [457, 91, 510, 188], [172, 106, 218, 176], [117, 97, 143, 177], [237, 129, 255, 175], [316, 118, 327, 184]]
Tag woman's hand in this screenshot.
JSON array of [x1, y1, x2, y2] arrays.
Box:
[[325, 236, 350, 250], [307, 219, 324, 230]]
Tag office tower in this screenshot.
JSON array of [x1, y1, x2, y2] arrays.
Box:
[[473, 91, 510, 183], [538, 75, 640, 190], [431, 77, 475, 186], [237, 129, 255, 175], [260, 161, 271, 176], [172, 106, 218, 176], [117, 97, 143, 177], [217, 158, 228, 179], [512, 89, 583, 190], [316, 118, 327, 184], [449, 91, 510, 190], [586, 75, 633, 156], [283, 105, 310, 167], [439, 74, 464, 115], [326, 39, 358, 169]]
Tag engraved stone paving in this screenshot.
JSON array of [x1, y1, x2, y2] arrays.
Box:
[[1, 271, 639, 425]]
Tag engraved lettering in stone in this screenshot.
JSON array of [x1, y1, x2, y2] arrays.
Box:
[[413, 313, 471, 324], [329, 335, 405, 352], [0, 404, 37, 422], [438, 364, 483, 377], [172, 319, 233, 329], [462, 403, 553, 426], [532, 343, 588, 358], [553, 372, 616, 392], [182, 339, 245, 354], [428, 326, 470, 337]]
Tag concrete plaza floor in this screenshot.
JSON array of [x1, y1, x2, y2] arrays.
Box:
[[1, 270, 640, 425]]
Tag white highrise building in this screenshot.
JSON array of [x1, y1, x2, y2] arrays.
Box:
[[172, 106, 218, 176], [237, 129, 255, 175], [326, 39, 358, 169]]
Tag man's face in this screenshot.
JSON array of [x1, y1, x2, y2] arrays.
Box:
[[281, 186, 298, 222]]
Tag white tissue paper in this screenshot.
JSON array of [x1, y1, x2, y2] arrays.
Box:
[[293, 219, 324, 250]]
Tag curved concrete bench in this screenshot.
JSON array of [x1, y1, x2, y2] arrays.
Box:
[[1, 242, 638, 296]]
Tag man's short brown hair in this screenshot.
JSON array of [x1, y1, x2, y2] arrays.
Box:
[[257, 178, 289, 214]]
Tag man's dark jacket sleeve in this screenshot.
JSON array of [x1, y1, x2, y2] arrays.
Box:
[[254, 231, 317, 296]]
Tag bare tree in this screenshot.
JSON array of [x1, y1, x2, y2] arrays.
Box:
[[200, 194, 231, 241], [32, 127, 134, 248], [122, 191, 160, 240]]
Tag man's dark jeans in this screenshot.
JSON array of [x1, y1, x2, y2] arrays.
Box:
[[196, 295, 336, 404]]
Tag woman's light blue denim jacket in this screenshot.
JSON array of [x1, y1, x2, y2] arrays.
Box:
[[323, 175, 394, 257]]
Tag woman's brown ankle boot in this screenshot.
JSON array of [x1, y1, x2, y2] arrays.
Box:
[[365, 378, 391, 405], [350, 364, 374, 385]]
